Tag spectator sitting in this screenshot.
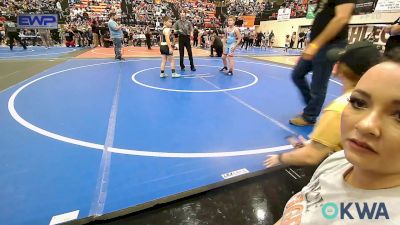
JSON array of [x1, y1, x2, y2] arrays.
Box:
[[103, 31, 112, 48], [64, 26, 76, 47], [270, 54, 400, 225], [265, 42, 382, 168]]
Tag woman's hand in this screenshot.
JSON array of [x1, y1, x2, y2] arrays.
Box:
[[287, 135, 307, 148]]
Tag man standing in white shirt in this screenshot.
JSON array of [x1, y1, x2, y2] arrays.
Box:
[[108, 13, 125, 60]]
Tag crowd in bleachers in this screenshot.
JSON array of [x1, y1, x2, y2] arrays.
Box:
[[0, 0, 66, 47], [123, 0, 173, 27], [261, 0, 308, 20], [226, 0, 265, 16], [226, 0, 307, 20], [0, 0, 284, 49], [119, 0, 219, 29], [282, 0, 308, 18], [67, 0, 121, 24], [174, 0, 220, 28], [0, 0, 64, 18]]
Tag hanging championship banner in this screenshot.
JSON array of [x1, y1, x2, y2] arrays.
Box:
[[374, 0, 400, 12], [239, 15, 256, 27], [354, 0, 377, 14], [277, 8, 291, 21], [306, 0, 376, 19], [306, 3, 317, 19], [347, 24, 391, 49]]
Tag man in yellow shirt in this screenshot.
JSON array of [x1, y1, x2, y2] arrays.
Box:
[[265, 41, 381, 167]]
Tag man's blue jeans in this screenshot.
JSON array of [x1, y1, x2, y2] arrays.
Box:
[[291, 41, 346, 123], [112, 38, 122, 59]]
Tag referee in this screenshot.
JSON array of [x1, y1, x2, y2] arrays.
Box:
[[4, 20, 27, 51], [174, 11, 196, 71]]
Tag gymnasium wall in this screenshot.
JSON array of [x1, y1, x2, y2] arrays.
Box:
[[257, 12, 399, 47]]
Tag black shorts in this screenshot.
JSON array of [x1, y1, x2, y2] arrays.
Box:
[[160, 45, 172, 55]]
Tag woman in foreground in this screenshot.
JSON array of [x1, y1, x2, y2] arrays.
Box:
[[274, 58, 400, 225]]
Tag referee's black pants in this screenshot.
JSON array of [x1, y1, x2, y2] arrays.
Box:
[[241, 37, 249, 49], [146, 37, 151, 49], [178, 35, 194, 69], [193, 37, 198, 47]]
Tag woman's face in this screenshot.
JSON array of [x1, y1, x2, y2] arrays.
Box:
[[165, 19, 172, 27], [228, 18, 235, 26], [341, 62, 400, 174]]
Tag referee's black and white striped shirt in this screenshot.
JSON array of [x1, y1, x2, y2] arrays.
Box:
[[173, 20, 193, 36]]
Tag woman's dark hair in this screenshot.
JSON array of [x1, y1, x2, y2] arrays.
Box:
[[384, 48, 400, 63]]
